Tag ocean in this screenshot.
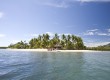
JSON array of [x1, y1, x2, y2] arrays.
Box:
[[0, 50, 110, 80]]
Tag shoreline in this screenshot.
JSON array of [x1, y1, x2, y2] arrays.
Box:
[[6, 49, 102, 52]]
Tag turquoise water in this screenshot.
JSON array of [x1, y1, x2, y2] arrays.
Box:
[[0, 50, 110, 80]]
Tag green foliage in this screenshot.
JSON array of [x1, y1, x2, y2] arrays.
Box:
[[8, 33, 85, 50], [87, 43, 110, 51], [8, 41, 29, 49], [0, 47, 8, 49]]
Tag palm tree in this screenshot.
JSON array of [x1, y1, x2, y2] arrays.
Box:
[[38, 35, 42, 41], [45, 33, 50, 48], [66, 35, 72, 49], [8, 33, 85, 50], [48, 39, 54, 48], [75, 37, 84, 50], [29, 39, 34, 48], [61, 34, 66, 49], [53, 33, 60, 45], [41, 33, 50, 48], [55, 33, 59, 39], [67, 35, 71, 41], [71, 35, 76, 49]]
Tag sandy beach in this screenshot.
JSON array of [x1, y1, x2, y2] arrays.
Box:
[[7, 49, 101, 52]]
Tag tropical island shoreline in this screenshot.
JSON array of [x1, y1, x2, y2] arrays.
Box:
[[7, 33, 110, 51], [6, 49, 103, 52]]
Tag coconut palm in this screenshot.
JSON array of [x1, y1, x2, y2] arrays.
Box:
[[53, 33, 60, 45], [66, 35, 72, 49], [9, 33, 85, 50], [75, 37, 84, 50]]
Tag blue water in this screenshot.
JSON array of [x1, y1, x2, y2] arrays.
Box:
[[0, 50, 110, 80]]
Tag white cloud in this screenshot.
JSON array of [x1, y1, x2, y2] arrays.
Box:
[[87, 29, 98, 32], [77, 0, 110, 2], [84, 32, 94, 35], [30, 32, 73, 38], [46, 32, 54, 36], [37, 0, 110, 8], [44, 1, 68, 8], [83, 28, 110, 36], [85, 41, 110, 47], [64, 33, 72, 36], [84, 29, 98, 36], [30, 32, 55, 37], [0, 34, 5, 37], [96, 33, 108, 36], [107, 29, 110, 32], [45, 32, 72, 37], [0, 12, 4, 18], [37, 0, 70, 8]]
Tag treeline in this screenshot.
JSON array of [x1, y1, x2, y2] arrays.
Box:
[[9, 41, 29, 49], [8, 33, 86, 50], [0, 47, 8, 49], [87, 43, 110, 51]]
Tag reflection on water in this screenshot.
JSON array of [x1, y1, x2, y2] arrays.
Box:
[[0, 50, 110, 80]]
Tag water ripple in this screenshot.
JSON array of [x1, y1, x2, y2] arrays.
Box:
[[0, 50, 110, 80]]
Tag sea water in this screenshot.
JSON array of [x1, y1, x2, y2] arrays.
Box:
[[0, 50, 110, 80]]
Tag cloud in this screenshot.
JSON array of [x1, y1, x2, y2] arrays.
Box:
[[83, 37, 110, 47], [83, 29, 98, 35], [0, 12, 4, 18], [85, 41, 110, 47], [77, 0, 110, 2], [63, 33, 72, 36], [87, 29, 98, 32], [37, 0, 110, 8], [44, 1, 69, 8], [0, 34, 6, 37], [45, 32, 72, 37], [30, 32, 55, 37], [46, 32, 54, 36], [95, 32, 110, 36], [30, 32, 73, 38], [84, 32, 94, 35], [83, 29, 110, 36], [107, 29, 110, 32], [96, 33, 108, 36], [36, 0, 70, 8]]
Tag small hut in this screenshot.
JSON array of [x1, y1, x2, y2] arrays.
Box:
[[54, 44, 62, 50]]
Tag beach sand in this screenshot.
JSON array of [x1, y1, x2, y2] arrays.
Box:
[[7, 49, 101, 52]]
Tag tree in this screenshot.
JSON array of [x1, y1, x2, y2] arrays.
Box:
[[8, 33, 85, 50]]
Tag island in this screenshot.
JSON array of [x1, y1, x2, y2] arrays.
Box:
[[7, 33, 110, 51]]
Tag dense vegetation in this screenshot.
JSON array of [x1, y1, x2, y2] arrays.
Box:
[[0, 47, 8, 49], [87, 43, 110, 51], [8, 33, 85, 50]]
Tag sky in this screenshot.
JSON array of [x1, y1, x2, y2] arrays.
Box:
[[0, 0, 110, 47]]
